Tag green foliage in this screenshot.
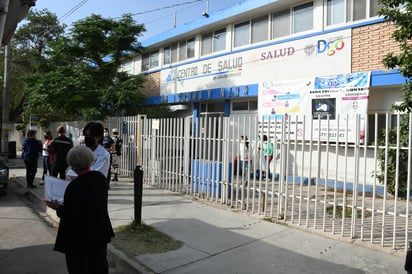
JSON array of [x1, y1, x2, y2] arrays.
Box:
[[376, 116, 410, 195], [11, 11, 147, 126], [376, 1, 412, 196], [0, 10, 65, 124]]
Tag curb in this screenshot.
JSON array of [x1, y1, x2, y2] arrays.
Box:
[[108, 244, 152, 274]]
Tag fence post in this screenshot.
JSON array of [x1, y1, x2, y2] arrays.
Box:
[[134, 165, 143, 224]]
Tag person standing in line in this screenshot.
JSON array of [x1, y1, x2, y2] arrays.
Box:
[[41, 130, 53, 184], [102, 127, 114, 188], [65, 122, 110, 185], [45, 145, 114, 274], [262, 134, 273, 178], [48, 125, 73, 179], [22, 129, 42, 188], [239, 135, 249, 177], [111, 128, 123, 182]]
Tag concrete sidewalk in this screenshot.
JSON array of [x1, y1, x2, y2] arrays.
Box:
[[6, 156, 406, 274]]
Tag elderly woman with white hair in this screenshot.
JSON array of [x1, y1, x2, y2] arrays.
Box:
[[45, 145, 114, 274]]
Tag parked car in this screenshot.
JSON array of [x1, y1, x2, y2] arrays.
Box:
[[0, 158, 9, 195]]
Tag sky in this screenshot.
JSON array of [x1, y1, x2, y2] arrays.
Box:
[[32, 0, 241, 40]]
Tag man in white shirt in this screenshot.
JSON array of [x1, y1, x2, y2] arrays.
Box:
[[66, 122, 110, 188]]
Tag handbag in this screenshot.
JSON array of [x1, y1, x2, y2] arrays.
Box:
[[405, 241, 412, 271]]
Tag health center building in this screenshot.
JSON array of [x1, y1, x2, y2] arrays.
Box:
[[121, 0, 405, 143]]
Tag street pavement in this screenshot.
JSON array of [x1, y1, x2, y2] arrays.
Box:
[[1, 155, 407, 274]]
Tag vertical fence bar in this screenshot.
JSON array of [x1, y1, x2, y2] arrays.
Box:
[[341, 114, 349, 237], [371, 113, 378, 243], [283, 116, 291, 221], [322, 117, 330, 232], [306, 117, 314, 228], [360, 113, 369, 241], [381, 113, 389, 247], [313, 115, 322, 229], [298, 116, 306, 226], [406, 113, 412, 251], [351, 114, 360, 239], [393, 113, 401, 249], [332, 114, 340, 234]]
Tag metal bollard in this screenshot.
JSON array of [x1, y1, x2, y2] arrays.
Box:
[[134, 165, 143, 224]]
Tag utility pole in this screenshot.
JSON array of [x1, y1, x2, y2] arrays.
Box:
[[1, 41, 10, 156]]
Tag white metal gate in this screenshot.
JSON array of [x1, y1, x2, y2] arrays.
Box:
[[50, 113, 412, 252], [139, 114, 412, 252]]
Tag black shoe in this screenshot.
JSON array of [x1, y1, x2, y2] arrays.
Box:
[[28, 185, 37, 188]]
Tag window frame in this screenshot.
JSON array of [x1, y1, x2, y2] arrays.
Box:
[[234, 20, 251, 48]]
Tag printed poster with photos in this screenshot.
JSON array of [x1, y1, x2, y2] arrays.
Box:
[[258, 72, 371, 143]]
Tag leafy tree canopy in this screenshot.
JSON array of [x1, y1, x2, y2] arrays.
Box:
[[21, 12, 147, 125], [376, 1, 412, 195], [378, 0, 412, 112]]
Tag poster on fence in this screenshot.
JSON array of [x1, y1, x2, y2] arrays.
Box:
[[258, 72, 371, 142]]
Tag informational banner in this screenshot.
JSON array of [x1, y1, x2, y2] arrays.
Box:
[[160, 29, 351, 95], [258, 72, 371, 143]]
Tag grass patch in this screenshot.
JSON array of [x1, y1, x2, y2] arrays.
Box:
[[111, 221, 183, 258], [326, 205, 372, 218]]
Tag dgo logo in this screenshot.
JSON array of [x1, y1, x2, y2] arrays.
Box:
[[317, 39, 344, 56]]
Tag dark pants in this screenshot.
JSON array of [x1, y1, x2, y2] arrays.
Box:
[[24, 158, 38, 186], [42, 156, 51, 179], [52, 162, 68, 180], [65, 244, 108, 274]]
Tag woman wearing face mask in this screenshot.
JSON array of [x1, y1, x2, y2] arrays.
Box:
[[83, 122, 111, 181], [66, 122, 110, 185]]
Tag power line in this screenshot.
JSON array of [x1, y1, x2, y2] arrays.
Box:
[[58, 0, 88, 23]]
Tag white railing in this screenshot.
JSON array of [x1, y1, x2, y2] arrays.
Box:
[[46, 113, 412, 251], [139, 114, 412, 252]]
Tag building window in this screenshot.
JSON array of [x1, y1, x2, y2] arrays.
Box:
[[213, 28, 226, 52], [207, 102, 225, 113], [200, 102, 225, 113], [351, 0, 367, 21], [201, 33, 212, 56], [369, 0, 381, 17], [232, 100, 258, 111], [327, 0, 381, 26], [163, 43, 178, 65], [187, 38, 195, 59], [178, 38, 195, 61], [272, 10, 290, 38], [232, 101, 249, 111], [178, 40, 187, 61], [149, 50, 159, 68], [141, 53, 149, 71], [201, 28, 226, 56], [272, 2, 313, 38], [327, 0, 345, 25], [293, 2, 313, 33], [234, 21, 250, 48], [251, 16, 268, 44], [163, 46, 171, 65], [171, 42, 178, 63]]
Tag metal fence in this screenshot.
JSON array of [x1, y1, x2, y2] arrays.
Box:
[[49, 113, 412, 251], [137, 113, 412, 252]]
